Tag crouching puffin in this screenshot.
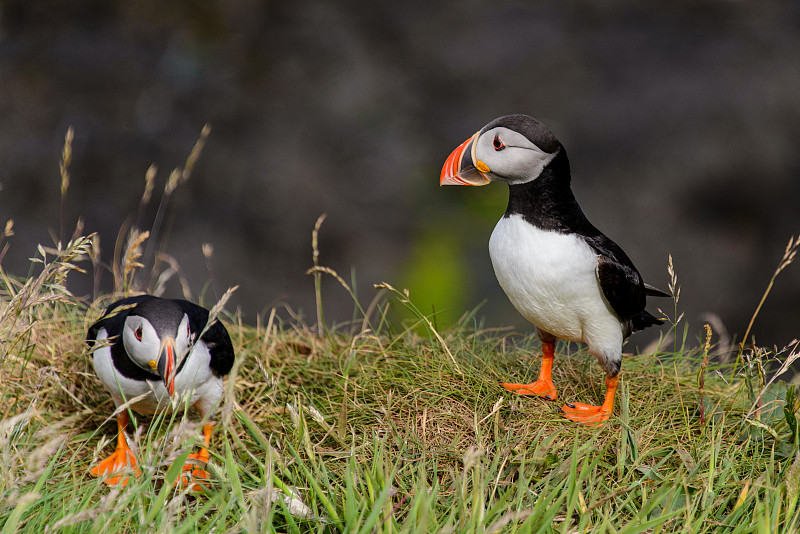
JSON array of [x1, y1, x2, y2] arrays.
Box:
[[440, 114, 668, 424], [87, 295, 234, 486]]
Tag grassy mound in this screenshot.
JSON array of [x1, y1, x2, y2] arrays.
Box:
[[1, 236, 799, 533]]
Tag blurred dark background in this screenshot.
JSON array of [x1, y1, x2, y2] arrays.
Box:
[[1, 1, 798, 348]]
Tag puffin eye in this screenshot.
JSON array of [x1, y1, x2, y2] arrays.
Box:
[[493, 134, 506, 151], [134, 326, 143, 341]]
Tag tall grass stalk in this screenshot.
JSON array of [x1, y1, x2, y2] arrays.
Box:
[[141, 124, 211, 291], [736, 235, 799, 365], [58, 127, 74, 247], [310, 213, 327, 335]]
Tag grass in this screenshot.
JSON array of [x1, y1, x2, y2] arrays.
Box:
[[2, 130, 800, 532]]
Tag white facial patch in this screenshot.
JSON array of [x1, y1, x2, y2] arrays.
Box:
[[476, 127, 557, 185], [122, 317, 161, 371]]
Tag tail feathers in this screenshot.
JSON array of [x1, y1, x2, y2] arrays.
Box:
[[644, 283, 670, 298], [630, 309, 664, 333]]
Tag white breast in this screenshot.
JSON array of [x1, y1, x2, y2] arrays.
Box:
[[488, 214, 622, 350]]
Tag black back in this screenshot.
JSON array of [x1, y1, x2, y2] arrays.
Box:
[[87, 295, 235, 381]]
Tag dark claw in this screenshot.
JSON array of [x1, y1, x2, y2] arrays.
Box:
[[565, 403, 576, 408], [557, 407, 565, 414], [544, 394, 551, 399]]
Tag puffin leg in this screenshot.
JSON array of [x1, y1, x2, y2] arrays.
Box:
[[176, 423, 214, 491], [500, 340, 558, 400], [90, 411, 141, 486], [561, 376, 618, 425]]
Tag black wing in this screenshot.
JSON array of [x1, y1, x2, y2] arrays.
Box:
[[583, 232, 666, 334], [174, 299, 235, 377], [582, 233, 646, 320]]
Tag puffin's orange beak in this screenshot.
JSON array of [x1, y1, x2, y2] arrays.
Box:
[[157, 338, 176, 396], [440, 131, 491, 186]]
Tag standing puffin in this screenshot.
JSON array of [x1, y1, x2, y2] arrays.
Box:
[[87, 295, 235, 486], [440, 114, 667, 424]]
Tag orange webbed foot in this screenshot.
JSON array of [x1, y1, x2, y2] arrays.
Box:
[[500, 379, 558, 400], [90, 445, 141, 486], [91, 413, 140, 486], [175, 450, 210, 491], [175, 424, 214, 492], [560, 402, 610, 426], [500, 340, 558, 400], [559, 376, 619, 426]]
